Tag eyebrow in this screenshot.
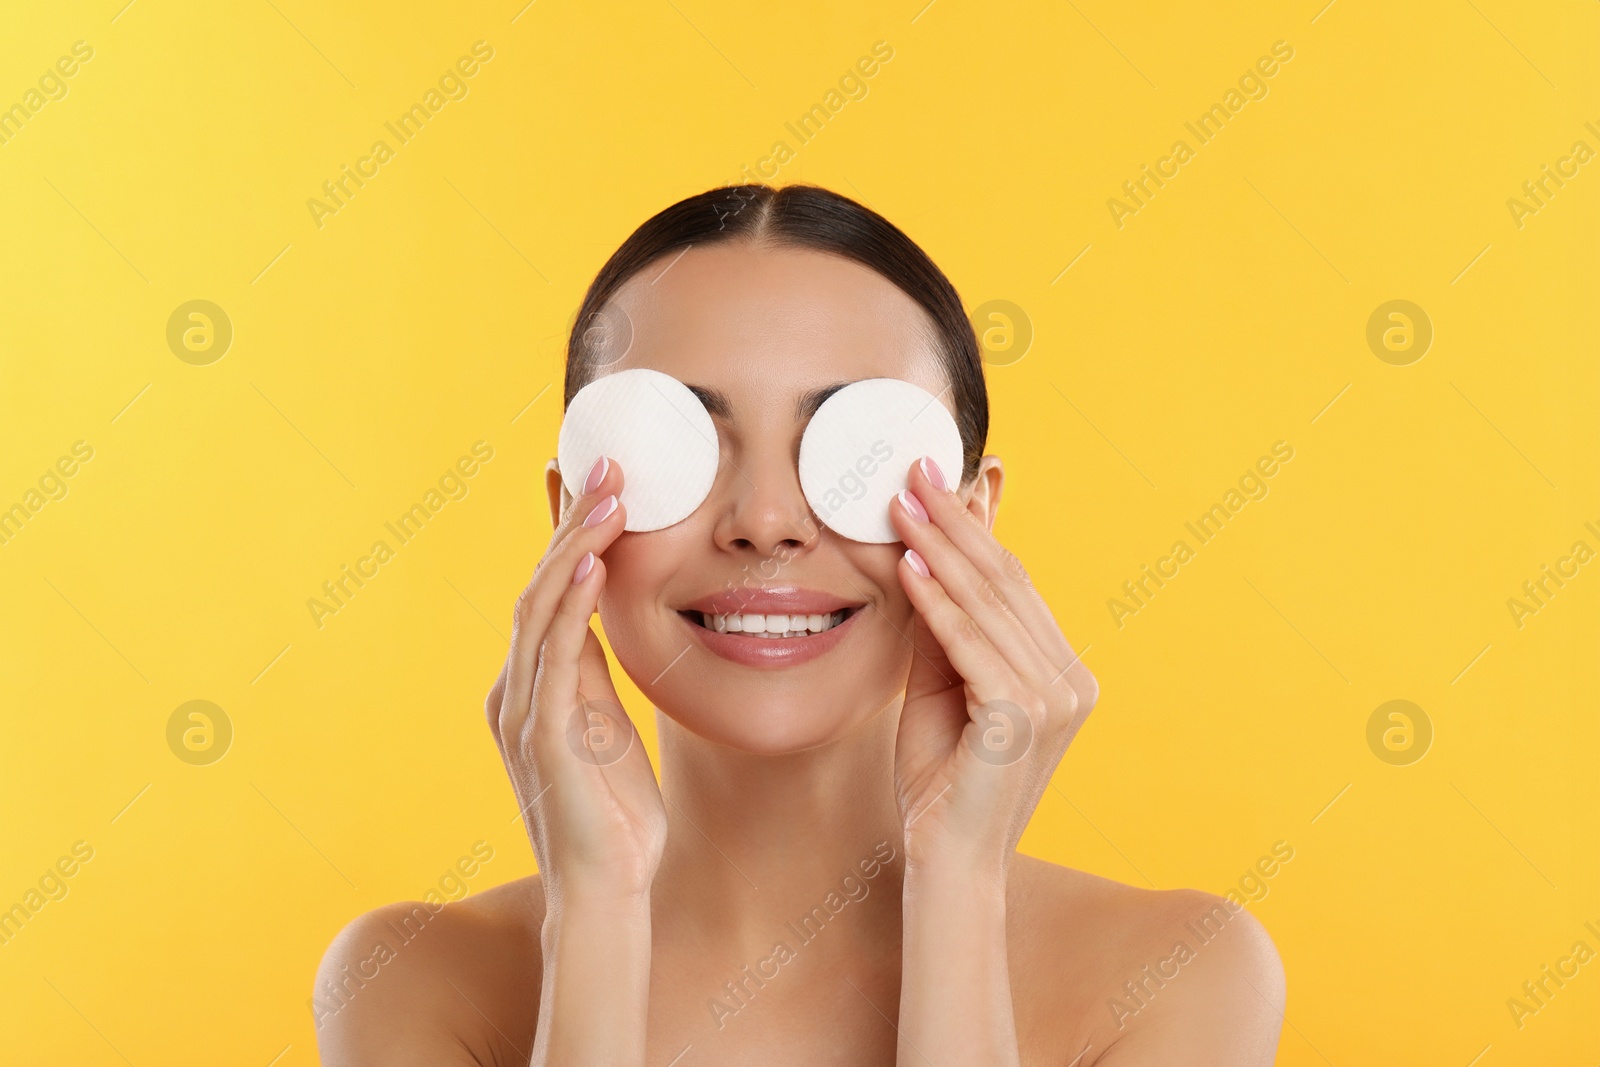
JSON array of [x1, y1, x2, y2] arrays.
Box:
[[798, 381, 853, 420], [683, 381, 858, 423], [684, 384, 733, 419]]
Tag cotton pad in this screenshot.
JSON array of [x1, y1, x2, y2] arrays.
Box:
[[798, 378, 964, 544], [557, 368, 720, 532]]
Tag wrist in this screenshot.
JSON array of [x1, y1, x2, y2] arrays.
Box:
[[539, 887, 652, 998], [903, 860, 1008, 916], [542, 882, 651, 937], [542, 861, 653, 906], [533, 882, 651, 1066], [902, 843, 1012, 895]]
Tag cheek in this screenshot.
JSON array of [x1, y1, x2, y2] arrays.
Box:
[[593, 528, 922, 752], [843, 540, 914, 623], [595, 531, 685, 668]]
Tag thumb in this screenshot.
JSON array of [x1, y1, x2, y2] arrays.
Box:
[[896, 607, 968, 782], [568, 626, 637, 766], [904, 604, 961, 705], [574, 625, 621, 707]]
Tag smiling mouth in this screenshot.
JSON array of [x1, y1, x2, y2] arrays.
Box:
[[681, 608, 859, 638]]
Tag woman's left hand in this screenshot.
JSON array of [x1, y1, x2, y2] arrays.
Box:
[[888, 455, 1098, 880]]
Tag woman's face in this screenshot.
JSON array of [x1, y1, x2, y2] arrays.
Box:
[[549, 241, 982, 755]]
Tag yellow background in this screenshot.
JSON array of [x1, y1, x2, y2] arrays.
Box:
[[2, 0, 1595, 1062]]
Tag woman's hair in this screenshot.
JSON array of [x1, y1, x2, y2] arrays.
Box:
[[564, 183, 988, 483]]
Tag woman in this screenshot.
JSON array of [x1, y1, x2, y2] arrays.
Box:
[[315, 184, 1285, 1065]]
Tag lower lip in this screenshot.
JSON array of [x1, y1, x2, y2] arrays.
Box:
[[681, 610, 862, 669]]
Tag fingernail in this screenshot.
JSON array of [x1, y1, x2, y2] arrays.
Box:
[[919, 456, 947, 492], [896, 489, 928, 522], [572, 551, 595, 585], [904, 548, 930, 577], [583, 495, 617, 528], [583, 456, 610, 495]]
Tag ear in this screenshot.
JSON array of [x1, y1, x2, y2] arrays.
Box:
[[958, 455, 1004, 532], [545, 459, 571, 530]]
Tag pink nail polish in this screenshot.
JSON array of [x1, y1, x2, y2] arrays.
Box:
[[904, 548, 930, 577], [920, 456, 947, 492], [572, 551, 595, 585], [583, 495, 617, 528], [896, 489, 928, 522], [583, 456, 610, 495]]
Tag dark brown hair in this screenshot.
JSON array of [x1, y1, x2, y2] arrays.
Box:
[[564, 184, 988, 483]]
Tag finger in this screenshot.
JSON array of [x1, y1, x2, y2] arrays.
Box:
[[907, 456, 1082, 674], [891, 489, 1055, 687], [530, 551, 608, 745], [898, 549, 1024, 709], [902, 593, 961, 705], [908, 460, 1081, 684], [499, 465, 627, 734], [544, 599, 653, 812], [901, 541, 1095, 763], [573, 618, 617, 706], [553, 453, 620, 530], [579, 628, 660, 803], [485, 660, 510, 744], [525, 457, 627, 626]]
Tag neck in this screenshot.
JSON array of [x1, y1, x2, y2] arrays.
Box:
[[648, 699, 907, 959]]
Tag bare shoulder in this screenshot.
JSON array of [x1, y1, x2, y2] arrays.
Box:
[[314, 875, 545, 1067], [1007, 854, 1285, 1065]]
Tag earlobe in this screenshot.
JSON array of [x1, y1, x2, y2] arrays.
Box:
[[545, 459, 569, 529], [962, 456, 1005, 531]]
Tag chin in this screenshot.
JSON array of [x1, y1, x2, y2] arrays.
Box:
[[598, 598, 912, 755]]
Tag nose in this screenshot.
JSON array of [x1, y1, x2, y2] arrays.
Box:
[[711, 444, 820, 561]]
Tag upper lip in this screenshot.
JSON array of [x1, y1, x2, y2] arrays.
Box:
[[680, 587, 865, 616]]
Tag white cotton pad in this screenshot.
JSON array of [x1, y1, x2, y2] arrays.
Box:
[[557, 368, 720, 532], [798, 378, 964, 544]]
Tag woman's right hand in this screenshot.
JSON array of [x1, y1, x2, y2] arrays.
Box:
[[485, 457, 667, 907]]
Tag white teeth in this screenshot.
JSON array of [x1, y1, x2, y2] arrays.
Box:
[[698, 609, 849, 636]]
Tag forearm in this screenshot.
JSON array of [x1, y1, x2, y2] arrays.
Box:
[[898, 864, 1021, 1067], [532, 890, 652, 1066]]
